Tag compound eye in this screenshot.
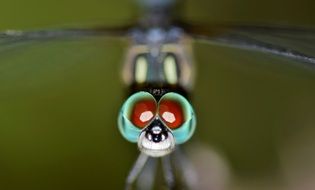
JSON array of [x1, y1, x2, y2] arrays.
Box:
[[118, 92, 156, 143], [159, 99, 184, 129], [130, 99, 157, 128]]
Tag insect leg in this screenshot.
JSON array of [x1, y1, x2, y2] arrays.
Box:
[[161, 154, 175, 189], [173, 147, 198, 189], [125, 152, 149, 190], [136, 157, 158, 190]]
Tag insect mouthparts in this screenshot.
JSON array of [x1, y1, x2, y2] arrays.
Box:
[[138, 119, 175, 157]]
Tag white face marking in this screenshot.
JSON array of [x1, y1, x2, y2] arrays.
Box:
[[139, 111, 154, 122], [164, 55, 178, 84], [162, 112, 175, 123], [138, 130, 175, 157], [135, 56, 147, 83]]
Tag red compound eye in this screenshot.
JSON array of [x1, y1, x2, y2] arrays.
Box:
[[131, 99, 156, 128], [159, 100, 184, 129]]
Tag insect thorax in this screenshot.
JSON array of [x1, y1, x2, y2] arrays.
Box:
[[122, 27, 195, 94]]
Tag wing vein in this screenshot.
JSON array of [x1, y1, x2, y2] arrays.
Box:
[[194, 33, 315, 67]]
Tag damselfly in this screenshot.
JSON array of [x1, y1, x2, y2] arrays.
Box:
[[1, 0, 315, 189]]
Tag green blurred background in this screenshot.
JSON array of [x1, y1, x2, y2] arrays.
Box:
[[0, 0, 315, 189]]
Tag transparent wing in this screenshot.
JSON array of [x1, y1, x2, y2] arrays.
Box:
[[176, 23, 315, 186], [181, 23, 315, 68], [0, 25, 131, 52], [0, 36, 134, 189]]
